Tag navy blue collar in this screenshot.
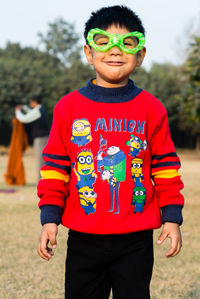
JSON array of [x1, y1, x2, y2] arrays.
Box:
[[78, 79, 142, 103]]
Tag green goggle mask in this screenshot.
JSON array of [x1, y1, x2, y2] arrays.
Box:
[[87, 28, 145, 54]]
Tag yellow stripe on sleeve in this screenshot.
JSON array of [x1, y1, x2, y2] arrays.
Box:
[[152, 169, 181, 179], [40, 170, 70, 183]]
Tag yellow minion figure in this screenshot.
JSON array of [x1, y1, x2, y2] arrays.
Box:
[[131, 158, 144, 187], [71, 118, 92, 146], [78, 186, 97, 215], [126, 134, 147, 157], [72, 149, 97, 189]]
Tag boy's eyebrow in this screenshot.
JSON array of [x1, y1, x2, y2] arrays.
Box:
[[93, 33, 138, 42]]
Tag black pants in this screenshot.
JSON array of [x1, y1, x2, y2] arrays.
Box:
[[65, 229, 154, 299]]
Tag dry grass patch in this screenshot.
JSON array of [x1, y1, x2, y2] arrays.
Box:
[[0, 148, 199, 298]]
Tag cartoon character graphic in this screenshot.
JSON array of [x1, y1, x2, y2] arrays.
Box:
[[126, 134, 147, 157], [96, 134, 107, 171], [132, 186, 146, 213], [97, 142, 126, 214], [78, 186, 97, 215], [71, 119, 92, 146], [126, 135, 147, 214], [72, 150, 97, 189], [101, 169, 117, 186], [131, 158, 144, 187]]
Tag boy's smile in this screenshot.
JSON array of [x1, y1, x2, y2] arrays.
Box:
[[84, 24, 146, 88]]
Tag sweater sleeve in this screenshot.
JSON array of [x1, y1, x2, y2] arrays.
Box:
[[15, 106, 41, 123], [149, 106, 184, 223], [37, 102, 71, 222]]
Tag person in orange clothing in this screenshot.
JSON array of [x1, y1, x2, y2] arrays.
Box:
[[5, 117, 28, 185]]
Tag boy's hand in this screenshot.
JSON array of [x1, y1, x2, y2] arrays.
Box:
[[15, 105, 22, 111], [157, 222, 182, 258], [37, 223, 58, 261]]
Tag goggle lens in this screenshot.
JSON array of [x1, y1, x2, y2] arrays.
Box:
[[123, 36, 138, 49], [94, 34, 109, 47]]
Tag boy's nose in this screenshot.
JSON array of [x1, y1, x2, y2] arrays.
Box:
[[108, 45, 123, 55]]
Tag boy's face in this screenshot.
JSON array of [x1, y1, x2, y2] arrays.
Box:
[[29, 100, 38, 108], [84, 24, 146, 87]]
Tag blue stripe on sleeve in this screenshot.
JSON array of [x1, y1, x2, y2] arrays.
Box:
[[43, 153, 70, 161], [151, 152, 177, 160], [151, 161, 181, 168], [45, 161, 71, 172]]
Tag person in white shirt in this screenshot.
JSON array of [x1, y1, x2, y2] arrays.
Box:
[[15, 96, 49, 181]]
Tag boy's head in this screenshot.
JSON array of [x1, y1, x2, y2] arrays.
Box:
[[84, 5, 145, 42], [84, 5, 146, 87], [29, 96, 41, 108]]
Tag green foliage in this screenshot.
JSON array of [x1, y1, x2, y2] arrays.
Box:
[[179, 36, 200, 135], [38, 18, 79, 64], [149, 63, 185, 126], [64, 48, 95, 91], [131, 63, 184, 126], [130, 67, 150, 91], [0, 19, 94, 129], [0, 43, 67, 126], [37, 17, 94, 92]]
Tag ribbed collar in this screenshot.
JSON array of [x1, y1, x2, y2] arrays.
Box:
[[78, 78, 142, 103]]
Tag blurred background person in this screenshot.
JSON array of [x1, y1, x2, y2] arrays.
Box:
[[4, 117, 28, 186], [15, 96, 49, 181]]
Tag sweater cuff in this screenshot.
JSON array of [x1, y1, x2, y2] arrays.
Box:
[[40, 205, 63, 225], [160, 204, 183, 225]]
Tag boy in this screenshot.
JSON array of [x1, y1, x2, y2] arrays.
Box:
[[37, 5, 184, 299]]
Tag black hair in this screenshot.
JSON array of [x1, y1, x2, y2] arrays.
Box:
[[29, 96, 41, 104], [84, 5, 145, 43]]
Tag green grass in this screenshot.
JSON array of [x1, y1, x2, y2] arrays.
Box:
[[0, 148, 200, 298]]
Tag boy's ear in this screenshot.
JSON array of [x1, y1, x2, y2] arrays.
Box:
[[136, 47, 146, 67], [84, 44, 94, 65]]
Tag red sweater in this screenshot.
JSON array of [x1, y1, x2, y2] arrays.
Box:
[[38, 79, 184, 234]]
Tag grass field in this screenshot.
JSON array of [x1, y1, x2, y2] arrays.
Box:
[[0, 148, 199, 299]]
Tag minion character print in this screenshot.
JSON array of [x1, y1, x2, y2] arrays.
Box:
[[132, 186, 146, 213], [78, 186, 97, 215], [71, 118, 92, 146], [126, 134, 147, 213], [131, 158, 144, 187], [72, 149, 97, 189], [126, 134, 147, 157], [72, 150, 97, 215]]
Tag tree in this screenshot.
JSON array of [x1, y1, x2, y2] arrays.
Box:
[[179, 36, 200, 150], [130, 67, 150, 91], [132, 63, 184, 125], [64, 47, 95, 91], [38, 18, 79, 64], [0, 43, 67, 127], [131, 63, 185, 144], [147, 63, 184, 123], [0, 19, 97, 145]]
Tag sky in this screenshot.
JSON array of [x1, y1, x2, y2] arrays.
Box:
[[0, 0, 199, 69]]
